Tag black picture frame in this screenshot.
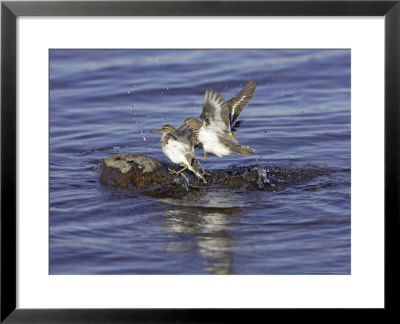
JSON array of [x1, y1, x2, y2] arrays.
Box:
[[1, 0, 399, 322]]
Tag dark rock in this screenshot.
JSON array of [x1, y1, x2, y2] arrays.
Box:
[[99, 153, 205, 198], [99, 153, 347, 198]]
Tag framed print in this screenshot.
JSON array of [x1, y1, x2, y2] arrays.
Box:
[[1, 0, 399, 322]]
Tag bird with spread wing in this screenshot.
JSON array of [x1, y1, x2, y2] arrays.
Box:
[[177, 79, 256, 161]]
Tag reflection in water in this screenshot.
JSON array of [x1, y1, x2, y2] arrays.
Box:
[[160, 191, 243, 274]]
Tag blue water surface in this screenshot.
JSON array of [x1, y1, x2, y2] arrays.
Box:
[[49, 49, 350, 274]]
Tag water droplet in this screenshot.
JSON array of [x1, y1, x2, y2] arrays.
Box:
[[140, 130, 146, 141], [128, 90, 130, 94]]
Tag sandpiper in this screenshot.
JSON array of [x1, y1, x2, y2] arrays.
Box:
[[151, 125, 207, 183], [177, 79, 256, 160]]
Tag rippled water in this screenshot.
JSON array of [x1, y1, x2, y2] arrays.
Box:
[[50, 49, 350, 274]]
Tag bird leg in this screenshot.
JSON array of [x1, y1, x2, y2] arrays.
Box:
[[196, 160, 209, 177], [168, 164, 188, 175], [195, 152, 208, 161]]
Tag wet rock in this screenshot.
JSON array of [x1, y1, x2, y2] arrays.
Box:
[[99, 153, 346, 198], [99, 153, 192, 198]]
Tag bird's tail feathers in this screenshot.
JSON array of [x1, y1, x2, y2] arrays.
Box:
[[219, 137, 255, 156], [230, 144, 255, 156]]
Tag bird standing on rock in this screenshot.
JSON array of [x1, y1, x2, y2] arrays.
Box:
[[177, 79, 256, 160], [151, 125, 207, 183]]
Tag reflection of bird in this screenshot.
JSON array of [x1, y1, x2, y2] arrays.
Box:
[[177, 79, 256, 160], [162, 206, 242, 274], [151, 125, 207, 183]]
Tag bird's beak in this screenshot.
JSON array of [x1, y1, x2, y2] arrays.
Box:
[[176, 125, 185, 131], [151, 128, 163, 133]]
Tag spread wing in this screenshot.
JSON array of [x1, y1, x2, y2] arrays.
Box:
[[228, 79, 256, 127], [199, 89, 230, 132]]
